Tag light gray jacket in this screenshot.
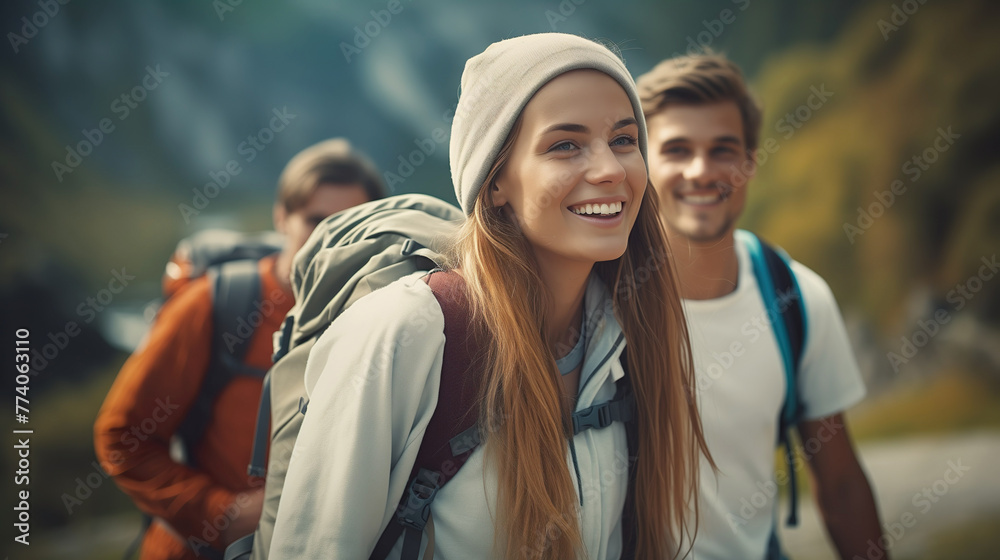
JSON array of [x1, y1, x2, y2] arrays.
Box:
[[269, 271, 631, 559]]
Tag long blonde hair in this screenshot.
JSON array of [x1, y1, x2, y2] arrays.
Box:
[[447, 115, 710, 558]]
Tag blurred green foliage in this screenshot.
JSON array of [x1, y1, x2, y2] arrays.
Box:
[[743, 1, 1000, 333], [848, 367, 1000, 442]]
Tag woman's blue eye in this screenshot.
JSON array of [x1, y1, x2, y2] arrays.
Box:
[[551, 141, 578, 152], [611, 135, 637, 147]]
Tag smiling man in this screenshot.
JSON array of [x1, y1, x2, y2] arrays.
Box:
[[636, 54, 886, 559]]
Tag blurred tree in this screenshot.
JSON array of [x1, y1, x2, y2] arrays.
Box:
[[744, 1, 1000, 338]]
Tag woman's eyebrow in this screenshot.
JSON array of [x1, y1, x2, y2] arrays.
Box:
[[611, 117, 638, 130], [541, 117, 638, 136], [542, 123, 589, 134]]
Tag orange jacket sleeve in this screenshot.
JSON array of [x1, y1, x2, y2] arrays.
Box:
[[94, 277, 235, 547]]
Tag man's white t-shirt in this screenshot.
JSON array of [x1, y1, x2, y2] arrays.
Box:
[[684, 237, 866, 559]]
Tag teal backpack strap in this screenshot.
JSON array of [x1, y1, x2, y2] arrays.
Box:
[[223, 534, 254, 560], [737, 230, 808, 528]]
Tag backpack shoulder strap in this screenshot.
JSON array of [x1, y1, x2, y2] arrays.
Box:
[[175, 259, 267, 466], [736, 229, 808, 528], [616, 349, 639, 559], [369, 270, 486, 560], [736, 230, 807, 426], [210, 260, 270, 378], [246, 370, 272, 478]]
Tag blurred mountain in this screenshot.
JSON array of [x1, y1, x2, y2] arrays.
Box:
[[5, 0, 996, 389], [1, 0, 868, 213], [0, 0, 868, 379]]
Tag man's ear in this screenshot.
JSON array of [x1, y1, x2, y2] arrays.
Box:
[[743, 149, 758, 182], [273, 203, 287, 234]]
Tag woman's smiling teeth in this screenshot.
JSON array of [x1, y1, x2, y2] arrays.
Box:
[[570, 201, 623, 216]]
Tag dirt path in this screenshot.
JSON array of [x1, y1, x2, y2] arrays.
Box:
[[25, 432, 1000, 559], [779, 430, 1000, 559]]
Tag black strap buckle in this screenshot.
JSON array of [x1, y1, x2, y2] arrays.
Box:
[[573, 402, 613, 434], [572, 391, 636, 435], [396, 469, 442, 531]]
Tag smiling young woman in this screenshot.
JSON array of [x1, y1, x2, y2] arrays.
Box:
[[270, 33, 710, 560]]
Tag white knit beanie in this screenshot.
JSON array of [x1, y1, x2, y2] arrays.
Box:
[[449, 33, 648, 215]]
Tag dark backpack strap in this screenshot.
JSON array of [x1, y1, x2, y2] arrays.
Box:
[[246, 371, 272, 477], [739, 230, 807, 529], [132, 263, 265, 560], [766, 527, 791, 560], [176, 259, 266, 466], [759, 237, 807, 530], [616, 349, 639, 560], [122, 513, 153, 560], [370, 271, 485, 560], [210, 260, 271, 379], [759, 241, 806, 427], [272, 315, 295, 363]]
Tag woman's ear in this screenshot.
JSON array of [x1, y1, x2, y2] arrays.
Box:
[[491, 182, 508, 208]]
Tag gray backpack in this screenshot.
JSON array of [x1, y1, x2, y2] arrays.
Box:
[[224, 193, 464, 560]]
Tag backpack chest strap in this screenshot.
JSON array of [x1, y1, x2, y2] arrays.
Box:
[[445, 385, 634, 458], [572, 390, 635, 435]]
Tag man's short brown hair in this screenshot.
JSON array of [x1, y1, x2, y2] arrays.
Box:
[[276, 138, 387, 212], [636, 53, 762, 153]]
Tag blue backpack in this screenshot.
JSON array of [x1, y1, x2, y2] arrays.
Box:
[[736, 229, 809, 558]]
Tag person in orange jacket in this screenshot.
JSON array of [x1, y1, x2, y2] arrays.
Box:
[[94, 138, 387, 560]]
